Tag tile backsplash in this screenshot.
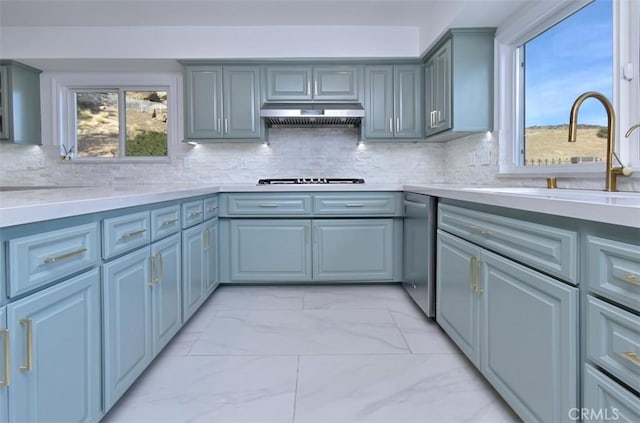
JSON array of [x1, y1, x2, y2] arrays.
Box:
[[1, 128, 638, 192]]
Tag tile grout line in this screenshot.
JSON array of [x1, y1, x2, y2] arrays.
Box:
[[292, 354, 301, 423]]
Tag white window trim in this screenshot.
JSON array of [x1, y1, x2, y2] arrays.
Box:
[[41, 71, 182, 163], [495, 0, 640, 178]]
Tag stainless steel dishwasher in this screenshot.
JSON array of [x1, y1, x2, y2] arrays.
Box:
[[403, 193, 436, 317]]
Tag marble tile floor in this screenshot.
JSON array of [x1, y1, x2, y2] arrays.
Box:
[[102, 284, 521, 423]]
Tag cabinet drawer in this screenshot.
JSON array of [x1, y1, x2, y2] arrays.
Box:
[[103, 211, 151, 260], [8, 222, 99, 297], [313, 193, 401, 216], [182, 199, 204, 228], [586, 296, 640, 392], [586, 235, 640, 311], [584, 364, 640, 422], [222, 194, 312, 216], [438, 204, 578, 284], [203, 196, 219, 220], [151, 205, 181, 242]]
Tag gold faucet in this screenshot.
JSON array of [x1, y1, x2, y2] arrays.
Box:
[[626, 123, 640, 138], [568, 91, 630, 192]]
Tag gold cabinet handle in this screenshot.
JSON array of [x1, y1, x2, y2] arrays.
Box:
[[121, 229, 146, 239], [476, 260, 484, 293], [622, 274, 640, 286], [469, 256, 477, 290], [207, 206, 218, 212], [470, 225, 490, 235], [0, 329, 9, 387], [19, 319, 32, 372], [43, 247, 87, 264], [149, 255, 157, 286], [203, 228, 210, 251], [389, 117, 393, 133], [189, 211, 203, 217], [258, 203, 279, 207], [160, 218, 179, 227], [622, 352, 640, 367]]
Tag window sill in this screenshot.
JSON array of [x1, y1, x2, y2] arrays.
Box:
[[59, 157, 171, 164], [498, 163, 640, 179]]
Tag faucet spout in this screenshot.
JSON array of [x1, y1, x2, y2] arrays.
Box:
[[568, 91, 622, 192]]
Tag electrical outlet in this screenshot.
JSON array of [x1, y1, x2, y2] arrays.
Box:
[[240, 158, 249, 169], [183, 157, 192, 169], [478, 150, 492, 166], [466, 152, 476, 166]]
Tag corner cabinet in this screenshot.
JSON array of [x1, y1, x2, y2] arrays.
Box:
[[264, 65, 360, 102], [436, 202, 578, 423], [362, 65, 423, 140], [424, 28, 495, 141], [183, 64, 263, 141], [0, 61, 42, 144]]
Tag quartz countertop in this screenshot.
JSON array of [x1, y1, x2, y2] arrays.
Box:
[[1, 183, 638, 228]]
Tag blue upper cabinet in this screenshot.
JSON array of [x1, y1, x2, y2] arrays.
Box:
[[0, 61, 42, 145], [184, 64, 263, 141], [424, 28, 495, 141], [362, 64, 423, 140], [264, 65, 360, 102]]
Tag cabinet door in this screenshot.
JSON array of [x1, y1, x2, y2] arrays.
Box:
[[204, 218, 219, 295], [265, 66, 312, 101], [363, 66, 394, 139], [480, 250, 578, 423], [185, 66, 223, 139], [313, 219, 395, 281], [436, 230, 480, 366], [230, 220, 312, 282], [223, 66, 261, 139], [0, 307, 7, 423], [425, 40, 451, 136], [182, 224, 206, 322], [8, 269, 101, 423], [394, 65, 423, 138], [313, 66, 359, 101], [103, 248, 152, 409], [0, 65, 9, 140], [151, 233, 182, 356]]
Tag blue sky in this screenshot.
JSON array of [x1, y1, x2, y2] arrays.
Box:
[[525, 0, 612, 127]]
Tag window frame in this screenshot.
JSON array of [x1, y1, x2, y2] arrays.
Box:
[[496, 0, 640, 178], [44, 72, 181, 164]]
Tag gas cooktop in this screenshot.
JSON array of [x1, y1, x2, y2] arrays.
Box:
[[258, 178, 365, 185]]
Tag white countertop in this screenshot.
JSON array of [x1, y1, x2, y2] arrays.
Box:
[[1, 183, 638, 228]]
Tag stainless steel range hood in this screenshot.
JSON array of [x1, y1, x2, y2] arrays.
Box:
[[260, 103, 364, 127]]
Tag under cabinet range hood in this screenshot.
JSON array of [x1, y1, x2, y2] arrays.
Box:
[[260, 103, 364, 127]]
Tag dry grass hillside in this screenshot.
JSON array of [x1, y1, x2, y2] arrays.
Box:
[[524, 125, 607, 166]]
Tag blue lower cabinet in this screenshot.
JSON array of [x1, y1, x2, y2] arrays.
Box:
[[229, 219, 312, 282], [0, 307, 7, 422], [7, 269, 101, 423], [204, 218, 219, 295], [312, 219, 395, 281], [102, 247, 152, 410], [583, 364, 640, 422], [480, 250, 578, 423], [150, 233, 182, 356], [182, 223, 206, 322]]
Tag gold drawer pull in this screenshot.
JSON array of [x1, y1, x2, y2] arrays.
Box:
[[469, 257, 477, 290], [207, 206, 218, 212], [345, 203, 365, 207], [121, 229, 146, 239], [189, 211, 203, 217], [160, 219, 179, 227], [43, 247, 88, 264], [0, 329, 9, 387], [622, 274, 640, 286], [149, 255, 156, 286], [19, 319, 32, 372], [622, 352, 640, 367], [259, 203, 279, 207], [470, 225, 490, 235]]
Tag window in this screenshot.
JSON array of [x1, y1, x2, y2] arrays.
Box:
[[497, 0, 640, 175], [72, 88, 168, 158]]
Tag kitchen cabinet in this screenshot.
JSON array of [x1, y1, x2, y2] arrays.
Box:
[[0, 60, 42, 144], [102, 247, 152, 410], [264, 65, 360, 102], [436, 202, 578, 423], [0, 307, 7, 423], [203, 218, 219, 295], [7, 269, 101, 423], [363, 65, 423, 139], [583, 364, 640, 422], [424, 28, 495, 141], [184, 65, 262, 140]]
